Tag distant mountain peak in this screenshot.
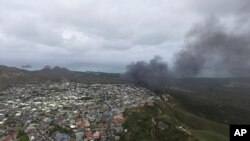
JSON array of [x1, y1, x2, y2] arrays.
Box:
[[42, 65, 52, 70], [21, 64, 32, 69]]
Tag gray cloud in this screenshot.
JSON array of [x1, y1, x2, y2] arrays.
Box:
[[0, 0, 187, 68], [0, 0, 249, 72], [188, 0, 249, 16]]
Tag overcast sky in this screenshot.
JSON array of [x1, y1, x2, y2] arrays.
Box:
[[0, 0, 248, 72]]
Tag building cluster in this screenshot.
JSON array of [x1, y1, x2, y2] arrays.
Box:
[[0, 82, 155, 141]]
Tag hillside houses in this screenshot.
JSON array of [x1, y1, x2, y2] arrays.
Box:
[[0, 82, 154, 141]]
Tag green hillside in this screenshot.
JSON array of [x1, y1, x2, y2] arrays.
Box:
[[121, 92, 229, 141]]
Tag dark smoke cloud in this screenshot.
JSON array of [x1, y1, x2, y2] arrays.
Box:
[[121, 56, 170, 90], [122, 15, 250, 90], [174, 17, 250, 77]]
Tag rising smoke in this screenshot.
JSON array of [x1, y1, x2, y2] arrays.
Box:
[[122, 16, 250, 90], [120, 56, 171, 90], [175, 17, 250, 77]]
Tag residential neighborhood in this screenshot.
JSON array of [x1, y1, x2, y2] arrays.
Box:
[[0, 82, 155, 141]]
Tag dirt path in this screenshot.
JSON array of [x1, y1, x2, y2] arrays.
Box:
[[151, 118, 158, 141]]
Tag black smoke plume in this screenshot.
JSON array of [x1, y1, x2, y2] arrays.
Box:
[[120, 56, 170, 90], [122, 16, 250, 90], [174, 17, 250, 77]]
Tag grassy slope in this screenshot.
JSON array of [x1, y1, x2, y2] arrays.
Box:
[[121, 93, 229, 141], [192, 130, 228, 141], [167, 89, 250, 124]]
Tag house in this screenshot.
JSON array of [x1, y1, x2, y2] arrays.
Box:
[[70, 119, 75, 125], [84, 120, 90, 127], [103, 111, 111, 116], [93, 131, 100, 139], [114, 136, 120, 141], [1, 134, 12, 141], [43, 117, 52, 124], [55, 133, 70, 141], [69, 125, 76, 129], [29, 136, 35, 141], [75, 132, 84, 141], [76, 118, 84, 129], [15, 112, 22, 117], [25, 124, 36, 133], [0, 113, 4, 118], [113, 115, 124, 124], [97, 122, 105, 129], [85, 130, 93, 140], [114, 125, 123, 134]]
